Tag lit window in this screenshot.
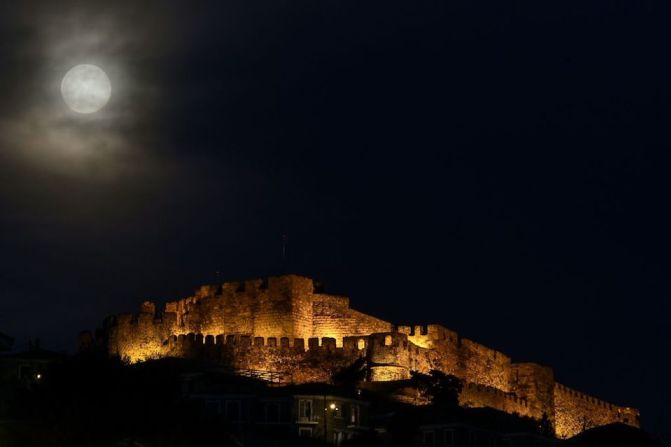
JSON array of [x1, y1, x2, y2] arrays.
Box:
[[384, 335, 392, 346], [298, 399, 313, 421], [350, 405, 360, 425]]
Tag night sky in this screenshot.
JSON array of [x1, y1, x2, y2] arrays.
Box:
[[1, 0, 669, 435]]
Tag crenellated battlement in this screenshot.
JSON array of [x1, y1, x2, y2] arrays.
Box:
[[164, 332, 370, 354], [555, 383, 616, 409], [99, 274, 639, 439], [398, 323, 459, 346]]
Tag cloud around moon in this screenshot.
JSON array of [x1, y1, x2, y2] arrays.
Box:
[[0, 1, 176, 181]]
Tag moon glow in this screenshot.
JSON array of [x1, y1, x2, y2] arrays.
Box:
[[61, 64, 111, 114]]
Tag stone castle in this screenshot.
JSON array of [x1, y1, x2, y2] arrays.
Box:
[[100, 274, 639, 438]]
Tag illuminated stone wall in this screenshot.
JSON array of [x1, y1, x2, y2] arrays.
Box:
[[509, 363, 555, 424], [101, 274, 639, 437], [312, 294, 393, 345], [163, 333, 360, 384], [106, 275, 394, 360], [398, 325, 512, 391], [553, 383, 640, 438], [460, 382, 533, 418], [165, 276, 317, 339], [103, 304, 176, 363]]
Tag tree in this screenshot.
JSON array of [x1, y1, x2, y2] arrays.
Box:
[[332, 357, 368, 388], [539, 412, 553, 436], [410, 370, 463, 408]]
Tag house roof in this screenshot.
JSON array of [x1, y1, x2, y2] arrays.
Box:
[[0, 348, 65, 360], [566, 423, 660, 447]]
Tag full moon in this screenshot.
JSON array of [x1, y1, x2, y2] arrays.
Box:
[[60, 64, 112, 114]]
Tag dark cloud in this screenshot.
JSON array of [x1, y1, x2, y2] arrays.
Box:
[[0, 0, 670, 435], [0, 0, 181, 351], [0, 1, 175, 176]]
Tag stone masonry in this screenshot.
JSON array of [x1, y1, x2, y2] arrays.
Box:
[[101, 274, 639, 438]]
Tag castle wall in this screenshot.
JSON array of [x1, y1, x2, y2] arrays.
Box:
[[553, 383, 640, 439], [510, 363, 555, 423], [459, 339, 512, 391], [163, 333, 365, 384], [251, 278, 296, 338], [162, 276, 325, 339], [104, 309, 175, 362], [312, 294, 393, 346], [112, 319, 636, 439], [107, 275, 392, 360], [101, 274, 640, 438], [459, 382, 533, 418], [367, 332, 412, 381], [366, 332, 446, 381], [400, 324, 512, 391], [401, 324, 459, 349], [290, 279, 317, 341]]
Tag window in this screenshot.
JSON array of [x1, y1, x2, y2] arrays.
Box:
[[422, 430, 435, 447], [265, 402, 280, 423], [334, 431, 344, 446], [225, 400, 241, 422], [350, 404, 360, 425], [205, 400, 220, 416], [333, 402, 342, 418], [384, 335, 392, 346], [358, 339, 365, 350], [298, 427, 313, 437], [443, 429, 455, 446], [18, 365, 33, 380], [298, 399, 313, 421]]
